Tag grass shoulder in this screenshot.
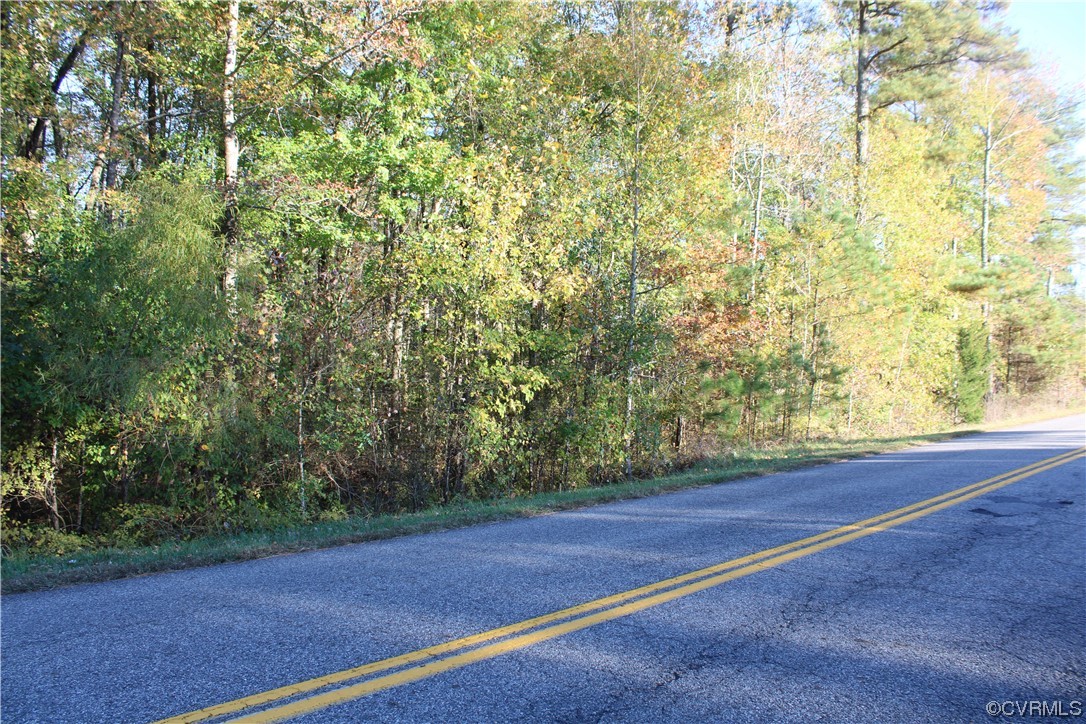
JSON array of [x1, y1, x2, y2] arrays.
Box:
[[1, 414, 1071, 595]]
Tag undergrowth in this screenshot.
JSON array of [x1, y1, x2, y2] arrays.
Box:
[[0, 427, 988, 594]]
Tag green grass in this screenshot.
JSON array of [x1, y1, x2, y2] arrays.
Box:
[[2, 427, 996, 595]]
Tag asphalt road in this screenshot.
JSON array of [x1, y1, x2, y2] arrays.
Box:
[[3, 415, 1084, 723]]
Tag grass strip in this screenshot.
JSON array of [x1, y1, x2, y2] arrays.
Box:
[[0, 414, 1073, 595]]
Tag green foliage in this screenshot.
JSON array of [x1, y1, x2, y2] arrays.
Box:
[[955, 323, 991, 423], [1, 0, 1081, 557], [1, 522, 91, 558]]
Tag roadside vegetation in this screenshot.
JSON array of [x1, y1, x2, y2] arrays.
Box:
[[3, 2, 1083, 586], [1, 423, 1027, 593]]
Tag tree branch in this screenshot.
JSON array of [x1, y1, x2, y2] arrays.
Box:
[[865, 36, 908, 68], [21, 13, 104, 159]]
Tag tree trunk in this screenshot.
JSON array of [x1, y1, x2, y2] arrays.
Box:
[[50, 110, 64, 158], [750, 141, 766, 300], [981, 121, 994, 399], [104, 28, 126, 192], [623, 9, 642, 482], [624, 173, 638, 480], [724, 10, 739, 47], [21, 19, 97, 160], [47, 436, 62, 531], [222, 0, 240, 312], [146, 35, 160, 165], [854, 0, 870, 223], [298, 392, 307, 517], [805, 319, 820, 442], [981, 121, 992, 270], [87, 11, 126, 211]]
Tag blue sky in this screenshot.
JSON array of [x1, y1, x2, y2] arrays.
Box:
[[1002, 0, 1085, 288], [1003, 0, 1086, 92]]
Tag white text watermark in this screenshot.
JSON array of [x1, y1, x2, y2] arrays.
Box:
[[986, 701, 1082, 718]]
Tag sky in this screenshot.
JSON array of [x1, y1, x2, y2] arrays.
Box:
[[1003, 0, 1086, 92], [1002, 0, 1086, 288]]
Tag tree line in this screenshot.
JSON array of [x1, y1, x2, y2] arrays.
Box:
[[2, 0, 1082, 551]]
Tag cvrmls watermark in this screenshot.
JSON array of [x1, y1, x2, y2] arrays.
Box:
[[986, 700, 1083, 718]]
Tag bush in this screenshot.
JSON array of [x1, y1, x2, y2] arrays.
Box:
[[1, 522, 91, 557], [105, 503, 192, 547]]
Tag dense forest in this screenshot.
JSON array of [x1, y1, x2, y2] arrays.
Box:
[[2, 0, 1083, 552]]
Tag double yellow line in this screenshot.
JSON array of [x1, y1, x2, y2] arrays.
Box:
[[158, 447, 1085, 724]]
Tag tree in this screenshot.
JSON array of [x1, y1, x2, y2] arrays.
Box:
[[955, 322, 989, 422], [2, 0, 1081, 550], [837, 0, 1011, 220], [221, 0, 239, 309]]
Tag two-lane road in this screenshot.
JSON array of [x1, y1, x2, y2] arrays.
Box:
[[3, 415, 1084, 722]]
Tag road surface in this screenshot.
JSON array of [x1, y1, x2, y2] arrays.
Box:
[[2, 415, 1084, 723]]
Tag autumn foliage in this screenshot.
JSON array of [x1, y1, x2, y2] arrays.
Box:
[[2, 1, 1082, 551]]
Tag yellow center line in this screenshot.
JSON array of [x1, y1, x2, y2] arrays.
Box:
[[155, 447, 1085, 724]]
